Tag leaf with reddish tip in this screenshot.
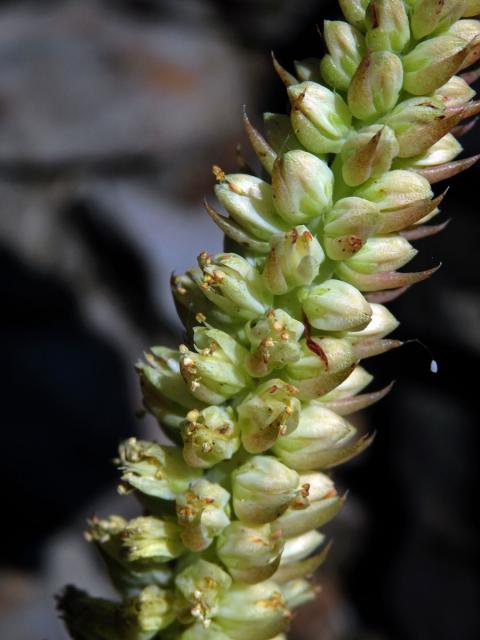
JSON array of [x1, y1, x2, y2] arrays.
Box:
[[414, 155, 480, 183], [460, 37, 480, 70], [322, 382, 395, 416], [451, 118, 478, 138], [459, 100, 480, 120], [322, 432, 376, 469], [243, 109, 277, 175], [204, 200, 270, 253], [377, 192, 446, 233], [274, 543, 332, 584], [336, 263, 441, 292], [400, 220, 450, 241], [291, 365, 356, 401], [366, 286, 410, 303], [271, 52, 298, 87], [352, 338, 403, 360]]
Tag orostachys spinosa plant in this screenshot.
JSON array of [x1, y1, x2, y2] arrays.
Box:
[[58, 1, 480, 638]]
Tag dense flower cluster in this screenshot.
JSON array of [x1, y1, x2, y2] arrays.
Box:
[[58, 2, 480, 638]]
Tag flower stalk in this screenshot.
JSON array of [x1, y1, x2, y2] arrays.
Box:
[[58, 2, 479, 638]]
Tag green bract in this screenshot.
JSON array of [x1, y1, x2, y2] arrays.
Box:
[[59, 2, 478, 638]]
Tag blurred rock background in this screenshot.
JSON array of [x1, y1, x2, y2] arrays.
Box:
[[0, 1, 478, 639]]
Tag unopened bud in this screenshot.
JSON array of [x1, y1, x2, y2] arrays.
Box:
[[262, 226, 325, 295], [365, 0, 410, 52], [175, 559, 232, 625], [348, 51, 403, 121], [403, 35, 470, 95], [245, 308, 304, 376], [320, 365, 373, 401], [232, 455, 301, 524], [448, 17, 480, 41], [195, 252, 272, 321], [340, 125, 399, 188], [280, 579, 316, 610], [320, 20, 365, 91], [280, 530, 325, 565], [342, 235, 417, 274], [182, 406, 240, 469], [434, 75, 476, 107], [273, 472, 342, 538], [382, 97, 458, 158], [300, 279, 372, 332], [237, 379, 301, 454], [121, 517, 184, 563], [394, 133, 463, 170], [176, 479, 230, 552], [343, 303, 399, 341], [121, 585, 175, 637], [286, 337, 355, 382], [216, 522, 284, 584], [215, 174, 285, 242], [323, 197, 381, 260], [288, 81, 352, 154], [263, 113, 306, 154], [271, 151, 334, 224], [355, 169, 433, 210], [411, 0, 466, 40], [180, 327, 251, 404], [272, 403, 363, 470], [339, 0, 370, 30], [215, 582, 290, 640], [463, 1, 480, 16], [117, 439, 201, 500]]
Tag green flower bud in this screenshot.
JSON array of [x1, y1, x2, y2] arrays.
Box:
[[323, 197, 381, 260], [320, 365, 373, 401], [121, 517, 185, 563], [58, 586, 175, 640], [286, 337, 355, 382], [117, 439, 201, 500], [339, 0, 370, 30], [175, 559, 232, 625], [340, 125, 399, 188], [289, 81, 352, 154], [273, 472, 342, 538], [280, 579, 316, 609], [365, 0, 410, 52], [214, 174, 285, 242], [121, 586, 175, 638], [433, 75, 476, 107], [341, 235, 417, 274], [194, 252, 272, 321], [272, 402, 365, 470], [216, 522, 284, 583], [271, 151, 333, 225], [411, 0, 466, 40], [263, 113, 306, 154], [320, 20, 365, 91], [280, 530, 325, 565], [347, 51, 403, 121], [232, 455, 302, 524], [355, 170, 433, 210], [394, 133, 463, 170], [245, 308, 304, 377], [180, 624, 230, 640], [138, 347, 202, 430], [215, 582, 290, 640], [299, 279, 372, 332], [403, 35, 469, 96], [172, 270, 238, 335], [237, 379, 301, 453], [176, 478, 230, 551], [86, 516, 173, 596], [262, 226, 325, 295], [463, 1, 480, 16], [182, 406, 240, 469], [342, 303, 399, 341], [180, 327, 251, 404], [382, 97, 458, 158]]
